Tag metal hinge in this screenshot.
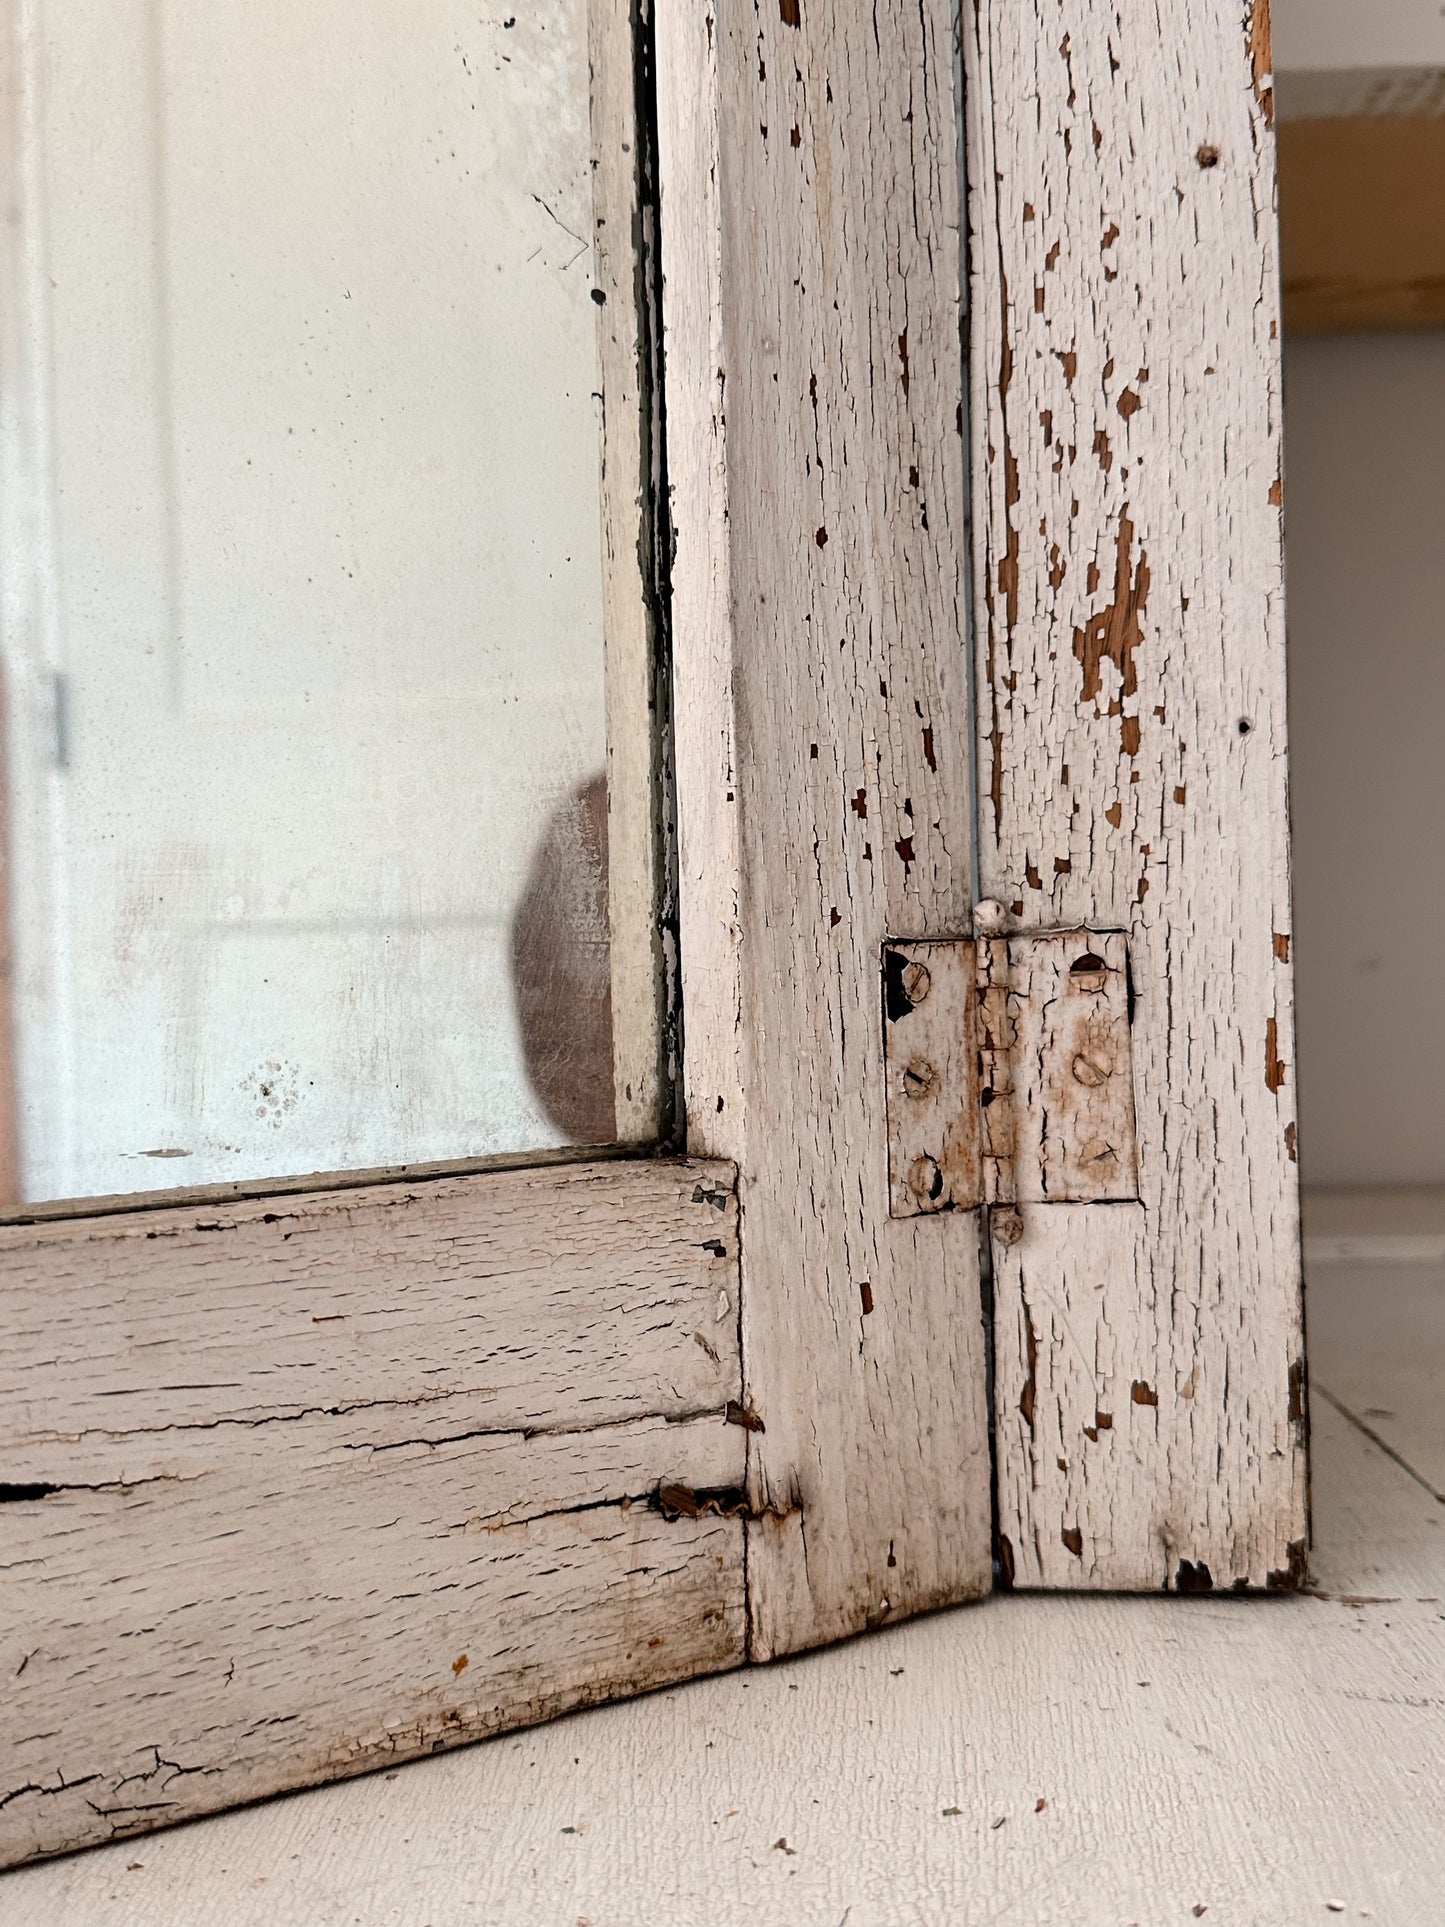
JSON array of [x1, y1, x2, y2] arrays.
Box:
[[883, 911, 1139, 1223]]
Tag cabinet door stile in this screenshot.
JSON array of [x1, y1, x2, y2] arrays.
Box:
[[658, 0, 995, 1656], [965, 0, 1307, 1589]]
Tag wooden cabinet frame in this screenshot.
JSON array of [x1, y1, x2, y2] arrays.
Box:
[[0, 0, 1303, 1866], [965, 0, 1305, 1591]]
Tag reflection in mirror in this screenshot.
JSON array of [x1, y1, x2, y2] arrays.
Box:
[[0, 0, 656, 1205]]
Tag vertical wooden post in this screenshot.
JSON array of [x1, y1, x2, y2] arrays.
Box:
[[965, 0, 1307, 1588], [658, 0, 994, 1653]]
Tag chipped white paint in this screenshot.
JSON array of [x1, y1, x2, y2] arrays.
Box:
[[1, 1160, 742, 1477], [6, 1331, 1443, 1925], [964, 0, 1306, 1587], [0, 0, 1316, 1874], [0, 1158, 747, 1865], [1, 0, 1002, 1862], [657, 0, 993, 1656]]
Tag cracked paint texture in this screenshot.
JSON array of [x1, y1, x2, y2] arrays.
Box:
[[0, 1161, 748, 1863], [965, 0, 1305, 1590]]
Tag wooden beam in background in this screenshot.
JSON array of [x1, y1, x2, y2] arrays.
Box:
[[1279, 109, 1445, 334]]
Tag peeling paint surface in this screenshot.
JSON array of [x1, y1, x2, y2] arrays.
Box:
[[965, 0, 1305, 1588], [0, 1159, 747, 1865], [658, 0, 994, 1656]]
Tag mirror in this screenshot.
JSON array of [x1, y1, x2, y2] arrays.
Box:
[[0, 0, 657, 1205]]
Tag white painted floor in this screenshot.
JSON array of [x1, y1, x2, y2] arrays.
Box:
[[6, 1193, 1444, 1926]]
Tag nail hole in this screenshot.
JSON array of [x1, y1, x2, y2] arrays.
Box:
[[1238, 718, 1253, 735]]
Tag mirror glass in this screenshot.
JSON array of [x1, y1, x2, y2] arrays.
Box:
[[0, 0, 649, 1205]]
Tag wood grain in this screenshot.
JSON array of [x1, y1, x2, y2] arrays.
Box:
[[0, 1157, 748, 1864], [964, 0, 1307, 1588], [657, 0, 993, 1656], [2, 1159, 741, 1479]]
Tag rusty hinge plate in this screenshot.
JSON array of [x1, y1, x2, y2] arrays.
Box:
[[883, 930, 1139, 1220], [882, 942, 983, 1215]]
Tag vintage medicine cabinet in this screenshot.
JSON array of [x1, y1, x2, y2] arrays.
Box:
[[0, 0, 1303, 1863]]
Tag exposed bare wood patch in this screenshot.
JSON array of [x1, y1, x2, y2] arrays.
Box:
[[1266, 1015, 1288, 1094], [655, 1479, 797, 1523], [1072, 511, 1149, 760]]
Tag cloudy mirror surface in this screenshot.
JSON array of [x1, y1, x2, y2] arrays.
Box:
[[0, 0, 625, 1205]]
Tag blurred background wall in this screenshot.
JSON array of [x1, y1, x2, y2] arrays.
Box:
[[1276, 0, 1445, 1187]]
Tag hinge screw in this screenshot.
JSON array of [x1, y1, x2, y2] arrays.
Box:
[[900, 959, 932, 1006], [992, 1205, 1024, 1247], [907, 1154, 946, 1208], [901, 1059, 937, 1099]]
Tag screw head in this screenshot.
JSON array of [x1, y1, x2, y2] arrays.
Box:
[[900, 959, 932, 1006], [973, 899, 1007, 935], [1071, 1053, 1109, 1088], [907, 1154, 946, 1209], [992, 1205, 1024, 1248], [1068, 952, 1108, 994], [1078, 1137, 1119, 1170], [901, 1058, 937, 1100]]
